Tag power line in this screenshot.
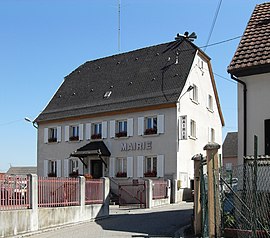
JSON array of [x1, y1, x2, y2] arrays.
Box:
[[204, 0, 223, 51], [199, 35, 242, 49]]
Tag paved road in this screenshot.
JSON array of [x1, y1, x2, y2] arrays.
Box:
[[22, 203, 193, 238]]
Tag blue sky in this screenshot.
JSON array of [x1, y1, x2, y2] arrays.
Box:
[[0, 0, 265, 172]]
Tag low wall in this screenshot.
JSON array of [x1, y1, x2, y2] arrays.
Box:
[[0, 176, 110, 238]]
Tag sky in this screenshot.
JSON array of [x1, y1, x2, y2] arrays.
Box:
[[0, 0, 266, 172]]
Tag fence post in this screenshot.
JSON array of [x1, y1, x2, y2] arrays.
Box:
[[166, 179, 171, 202], [252, 135, 258, 238], [28, 174, 38, 232], [192, 155, 202, 236], [204, 143, 221, 238], [145, 179, 153, 208], [102, 177, 110, 208], [79, 176, 85, 207]]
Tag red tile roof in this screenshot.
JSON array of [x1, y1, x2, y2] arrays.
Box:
[[228, 2, 270, 77]]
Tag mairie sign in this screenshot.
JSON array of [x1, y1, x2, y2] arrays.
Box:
[[121, 141, 152, 151]]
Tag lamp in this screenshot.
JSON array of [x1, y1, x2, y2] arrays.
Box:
[[24, 117, 38, 129]]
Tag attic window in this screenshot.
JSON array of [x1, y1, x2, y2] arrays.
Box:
[[104, 91, 112, 99]]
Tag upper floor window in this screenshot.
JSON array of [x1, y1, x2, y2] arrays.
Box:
[[70, 125, 79, 141], [191, 84, 198, 103], [116, 158, 127, 177], [208, 94, 213, 112], [145, 117, 157, 135], [48, 128, 57, 143], [190, 119, 196, 139], [144, 156, 157, 177], [116, 120, 127, 138], [92, 123, 102, 139], [209, 127, 215, 142]]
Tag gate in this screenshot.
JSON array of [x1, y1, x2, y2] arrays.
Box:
[[118, 180, 146, 208]]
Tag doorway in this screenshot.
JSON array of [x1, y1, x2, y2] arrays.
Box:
[[91, 160, 103, 178], [265, 119, 270, 155]]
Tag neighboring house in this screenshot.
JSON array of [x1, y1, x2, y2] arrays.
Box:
[[35, 34, 224, 201], [228, 2, 270, 161], [6, 166, 37, 176], [222, 132, 238, 170]]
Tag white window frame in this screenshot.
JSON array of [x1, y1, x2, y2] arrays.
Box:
[[69, 159, 79, 176], [116, 120, 127, 137], [211, 128, 215, 142], [190, 84, 198, 103], [208, 94, 213, 112], [144, 116, 157, 135], [92, 122, 102, 139], [48, 127, 57, 142], [116, 158, 127, 177], [190, 119, 196, 139], [144, 156, 157, 177], [70, 125, 79, 141]]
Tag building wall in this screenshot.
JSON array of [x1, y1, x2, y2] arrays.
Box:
[[37, 52, 223, 188], [237, 72, 270, 161]]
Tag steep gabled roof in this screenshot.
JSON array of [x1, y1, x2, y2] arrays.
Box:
[[6, 166, 37, 175], [228, 2, 270, 77], [36, 39, 198, 123], [222, 132, 238, 158]]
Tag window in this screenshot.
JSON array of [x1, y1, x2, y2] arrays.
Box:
[[208, 94, 213, 111], [92, 123, 102, 139], [69, 159, 79, 177], [116, 120, 127, 137], [48, 160, 57, 177], [70, 125, 79, 141], [145, 117, 157, 135], [116, 158, 127, 177], [225, 163, 232, 171], [190, 120, 196, 139], [211, 128, 215, 142], [144, 156, 157, 177], [48, 128, 57, 143], [191, 84, 198, 103]]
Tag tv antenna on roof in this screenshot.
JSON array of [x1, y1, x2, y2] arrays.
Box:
[[118, 0, 121, 52]]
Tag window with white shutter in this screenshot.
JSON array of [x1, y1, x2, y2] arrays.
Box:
[[127, 157, 133, 177], [86, 123, 91, 140], [138, 117, 144, 136], [110, 120, 115, 138], [157, 155, 164, 177], [137, 156, 144, 177], [79, 124, 84, 141], [157, 115, 164, 134], [44, 128, 48, 143], [102, 121, 107, 139], [127, 118, 133, 137], [57, 126, 61, 142], [109, 158, 116, 177]]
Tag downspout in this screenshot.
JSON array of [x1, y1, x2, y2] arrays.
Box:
[[231, 74, 247, 156]]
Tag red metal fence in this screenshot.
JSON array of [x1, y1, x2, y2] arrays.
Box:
[[38, 177, 80, 207], [85, 179, 104, 204], [0, 175, 30, 210], [152, 180, 168, 199]]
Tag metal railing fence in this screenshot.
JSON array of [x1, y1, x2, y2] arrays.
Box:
[[0, 175, 30, 210], [38, 177, 80, 207], [152, 180, 168, 199], [85, 179, 104, 204]]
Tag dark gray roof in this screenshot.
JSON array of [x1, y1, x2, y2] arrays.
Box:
[[6, 166, 37, 175], [222, 132, 238, 158], [36, 39, 199, 122]]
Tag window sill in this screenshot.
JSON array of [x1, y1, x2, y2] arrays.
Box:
[[207, 107, 214, 113], [189, 136, 197, 140], [142, 133, 159, 137], [115, 136, 129, 140], [190, 99, 199, 105]]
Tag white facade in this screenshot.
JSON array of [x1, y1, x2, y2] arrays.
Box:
[[37, 52, 223, 190], [237, 72, 270, 161]]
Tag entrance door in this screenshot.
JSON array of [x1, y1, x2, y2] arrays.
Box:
[[265, 119, 270, 155], [91, 160, 103, 178]]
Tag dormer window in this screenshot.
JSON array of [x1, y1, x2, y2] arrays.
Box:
[[103, 91, 112, 99]]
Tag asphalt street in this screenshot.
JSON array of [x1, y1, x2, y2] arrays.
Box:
[[20, 203, 193, 238]]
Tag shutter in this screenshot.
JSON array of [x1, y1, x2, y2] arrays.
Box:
[[86, 123, 91, 140], [127, 157, 133, 177], [109, 158, 115, 177], [110, 120, 115, 138], [64, 159, 69, 177], [44, 128, 48, 143], [44, 160, 48, 177], [138, 117, 144, 136], [79, 124, 84, 141], [157, 114, 165, 134], [157, 155, 164, 177], [127, 118, 133, 137], [78, 159, 84, 175], [57, 126, 61, 142], [65, 126, 69, 142], [56, 160, 62, 177], [137, 156, 144, 177], [102, 121, 107, 139]]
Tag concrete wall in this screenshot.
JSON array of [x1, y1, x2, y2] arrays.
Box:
[[0, 176, 110, 238]]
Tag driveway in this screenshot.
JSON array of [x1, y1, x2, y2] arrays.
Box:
[[22, 203, 193, 238]]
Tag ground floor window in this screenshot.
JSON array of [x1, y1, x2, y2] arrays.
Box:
[[69, 159, 79, 177], [144, 156, 157, 177], [116, 158, 127, 177], [48, 160, 57, 177]]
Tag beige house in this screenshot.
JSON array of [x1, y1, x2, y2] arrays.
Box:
[[35, 34, 224, 201], [222, 132, 238, 170], [228, 2, 270, 161]]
